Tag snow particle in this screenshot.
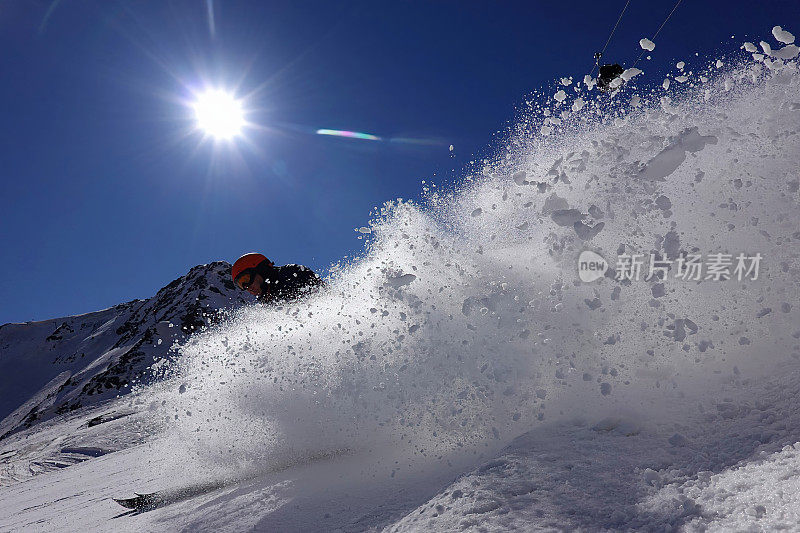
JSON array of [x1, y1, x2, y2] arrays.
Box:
[[584, 298, 602, 310], [621, 67, 643, 82], [668, 433, 688, 446], [642, 468, 661, 486], [772, 25, 795, 45], [655, 195, 672, 210], [651, 284, 666, 298], [640, 38, 656, 51], [774, 44, 799, 60]]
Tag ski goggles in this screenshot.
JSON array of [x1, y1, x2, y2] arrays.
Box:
[[235, 269, 256, 290]]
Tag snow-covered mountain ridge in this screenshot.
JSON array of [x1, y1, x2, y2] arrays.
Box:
[[0, 261, 249, 440]]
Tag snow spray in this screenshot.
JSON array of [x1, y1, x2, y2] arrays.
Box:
[[156, 34, 800, 481]]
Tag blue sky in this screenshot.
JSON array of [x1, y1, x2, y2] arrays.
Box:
[[1, 0, 798, 324]]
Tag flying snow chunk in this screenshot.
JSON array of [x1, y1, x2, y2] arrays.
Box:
[[772, 26, 795, 45], [621, 68, 642, 81], [554, 90, 567, 103], [609, 77, 623, 89], [663, 79, 671, 90], [385, 273, 416, 288], [743, 42, 758, 53], [560, 77, 572, 86], [572, 97, 585, 112], [640, 38, 655, 51], [583, 74, 595, 90], [774, 44, 800, 60], [639, 127, 718, 181], [716, 59, 723, 68], [760, 41, 773, 56], [676, 61, 685, 70], [550, 209, 584, 227], [630, 95, 641, 107], [675, 75, 688, 83], [512, 171, 528, 185]]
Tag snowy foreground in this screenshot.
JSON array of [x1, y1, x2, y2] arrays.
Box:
[[3, 362, 800, 531], [3, 29, 800, 532]]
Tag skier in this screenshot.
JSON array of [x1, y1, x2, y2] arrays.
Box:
[[593, 52, 624, 92], [231, 252, 323, 303], [597, 62, 624, 92]]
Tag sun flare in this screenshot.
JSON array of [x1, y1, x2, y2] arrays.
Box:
[[193, 90, 244, 140]]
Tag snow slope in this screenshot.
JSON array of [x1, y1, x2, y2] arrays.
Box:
[[2, 27, 800, 532], [388, 361, 800, 531]]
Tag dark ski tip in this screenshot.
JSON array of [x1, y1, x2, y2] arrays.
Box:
[[113, 493, 162, 511]]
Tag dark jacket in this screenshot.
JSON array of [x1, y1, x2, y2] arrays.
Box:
[[253, 262, 323, 304], [597, 63, 624, 92]]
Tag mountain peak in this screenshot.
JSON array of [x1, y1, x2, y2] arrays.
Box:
[[0, 261, 249, 440]]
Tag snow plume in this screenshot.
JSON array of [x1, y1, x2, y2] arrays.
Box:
[[156, 206, 573, 477], [153, 33, 800, 484]]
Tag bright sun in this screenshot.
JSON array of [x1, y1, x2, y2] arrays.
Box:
[[193, 90, 244, 140]]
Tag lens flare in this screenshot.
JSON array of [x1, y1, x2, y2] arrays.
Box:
[[316, 129, 381, 141], [193, 90, 244, 140]]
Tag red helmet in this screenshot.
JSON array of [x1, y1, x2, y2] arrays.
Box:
[[231, 253, 272, 283]]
